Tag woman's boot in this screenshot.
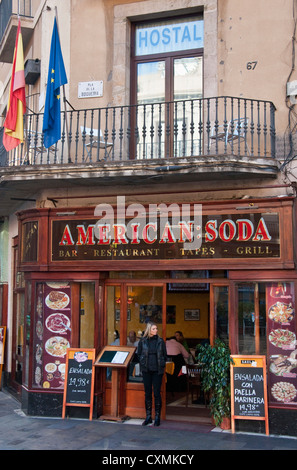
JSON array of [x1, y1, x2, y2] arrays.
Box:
[[154, 398, 161, 426], [142, 399, 152, 425]]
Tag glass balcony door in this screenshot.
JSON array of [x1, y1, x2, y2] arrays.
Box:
[[132, 16, 203, 159], [136, 61, 166, 159], [135, 56, 202, 159], [173, 56, 203, 156]]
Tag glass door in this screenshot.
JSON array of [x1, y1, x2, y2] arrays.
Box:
[[136, 61, 166, 158], [105, 283, 164, 381], [235, 282, 267, 355], [173, 56, 203, 156], [79, 282, 95, 348], [211, 284, 230, 346], [11, 242, 25, 394]]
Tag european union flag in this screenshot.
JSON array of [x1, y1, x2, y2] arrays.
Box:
[[42, 17, 67, 148]]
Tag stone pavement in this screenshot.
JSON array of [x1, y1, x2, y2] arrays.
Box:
[[0, 391, 297, 452]]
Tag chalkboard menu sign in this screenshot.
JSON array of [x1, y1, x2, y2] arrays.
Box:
[[62, 348, 95, 420], [230, 355, 269, 435]]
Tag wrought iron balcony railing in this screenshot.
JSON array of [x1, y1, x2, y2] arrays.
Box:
[[0, 96, 276, 167]]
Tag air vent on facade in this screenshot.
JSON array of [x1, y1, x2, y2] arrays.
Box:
[[24, 59, 41, 85]]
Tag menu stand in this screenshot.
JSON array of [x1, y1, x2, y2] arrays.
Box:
[[94, 345, 136, 422]]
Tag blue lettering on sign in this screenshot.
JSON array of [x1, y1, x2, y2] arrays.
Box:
[[151, 29, 160, 46], [136, 19, 204, 56]]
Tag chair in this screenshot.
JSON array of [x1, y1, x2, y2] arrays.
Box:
[[22, 131, 57, 164], [81, 126, 113, 161], [185, 364, 203, 407], [210, 118, 251, 155]]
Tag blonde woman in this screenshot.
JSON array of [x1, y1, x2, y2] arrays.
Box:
[[136, 322, 167, 426]]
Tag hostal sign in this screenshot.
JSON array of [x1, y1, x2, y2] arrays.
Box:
[[52, 212, 280, 261]]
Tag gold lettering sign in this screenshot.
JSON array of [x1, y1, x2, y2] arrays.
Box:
[[51, 213, 280, 261]]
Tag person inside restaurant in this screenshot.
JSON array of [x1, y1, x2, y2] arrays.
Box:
[[111, 330, 120, 345], [174, 330, 190, 352], [166, 336, 190, 393], [127, 330, 139, 347]]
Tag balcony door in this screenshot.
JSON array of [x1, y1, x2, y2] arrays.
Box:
[[131, 16, 203, 159]]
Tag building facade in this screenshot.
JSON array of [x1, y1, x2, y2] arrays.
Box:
[[1, 0, 297, 436]]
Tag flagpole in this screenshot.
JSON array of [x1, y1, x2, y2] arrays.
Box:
[[54, 7, 72, 163]]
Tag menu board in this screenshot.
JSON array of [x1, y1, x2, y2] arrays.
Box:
[[98, 350, 129, 365], [65, 350, 94, 404], [34, 282, 71, 390], [231, 357, 266, 417], [62, 348, 95, 420], [230, 355, 269, 435], [266, 282, 297, 406], [94, 345, 136, 368]]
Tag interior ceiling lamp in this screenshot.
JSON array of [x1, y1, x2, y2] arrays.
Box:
[[115, 297, 134, 304]]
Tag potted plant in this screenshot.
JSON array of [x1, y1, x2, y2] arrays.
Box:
[[196, 338, 234, 429]]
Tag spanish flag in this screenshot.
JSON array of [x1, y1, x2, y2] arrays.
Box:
[[3, 20, 26, 151]]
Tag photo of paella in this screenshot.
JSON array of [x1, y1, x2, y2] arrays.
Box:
[[271, 381, 297, 403], [268, 302, 294, 324]]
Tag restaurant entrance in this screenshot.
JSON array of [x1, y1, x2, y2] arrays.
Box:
[[104, 272, 229, 422]]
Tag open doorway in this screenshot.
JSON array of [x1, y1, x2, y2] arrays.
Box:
[[165, 282, 229, 424], [165, 282, 211, 424]]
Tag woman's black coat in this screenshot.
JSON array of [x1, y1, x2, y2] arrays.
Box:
[[136, 335, 167, 375]]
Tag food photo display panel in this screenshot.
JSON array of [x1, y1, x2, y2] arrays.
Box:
[[33, 282, 71, 390], [267, 282, 297, 406]]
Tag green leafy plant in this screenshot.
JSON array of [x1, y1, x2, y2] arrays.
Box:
[[196, 338, 234, 427]]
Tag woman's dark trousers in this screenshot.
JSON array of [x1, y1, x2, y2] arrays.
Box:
[[142, 371, 163, 426]]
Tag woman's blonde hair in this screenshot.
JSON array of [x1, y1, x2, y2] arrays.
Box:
[[143, 321, 157, 338]]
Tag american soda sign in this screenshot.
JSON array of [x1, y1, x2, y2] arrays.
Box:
[[51, 201, 280, 261]]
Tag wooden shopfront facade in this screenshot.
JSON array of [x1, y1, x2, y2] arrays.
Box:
[[13, 196, 297, 434]]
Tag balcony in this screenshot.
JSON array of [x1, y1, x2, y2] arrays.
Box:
[[0, 96, 278, 215], [1, 95, 277, 165]]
